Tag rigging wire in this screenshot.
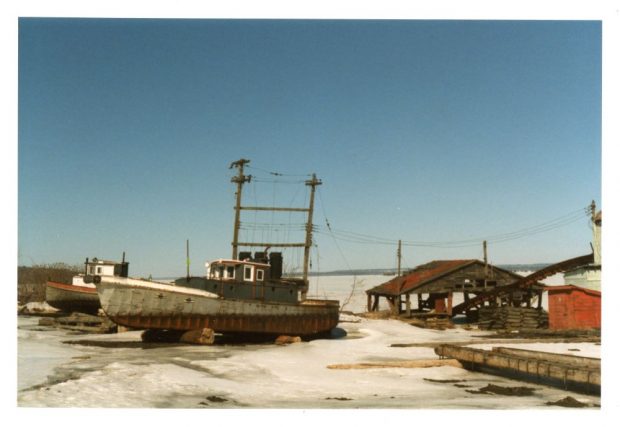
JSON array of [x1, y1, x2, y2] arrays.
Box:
[[246, 164, 312, 178], [312, 205, 590, 249], [316, 187, 359, 311]]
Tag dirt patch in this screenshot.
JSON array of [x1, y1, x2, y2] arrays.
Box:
[[325, 397, 353, 401], [206, 395, 228, 403], [545, 396, 589, 408], [466, 383, 537, 396]]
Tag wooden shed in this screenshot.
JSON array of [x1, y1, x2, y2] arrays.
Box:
[[366, 259, 531, 316], [546, 285, 601, 330]]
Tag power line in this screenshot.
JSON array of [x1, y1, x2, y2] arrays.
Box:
[[314, 205, 590, 249]]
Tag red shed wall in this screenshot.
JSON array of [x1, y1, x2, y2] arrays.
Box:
[[548, 288, 601, 330]]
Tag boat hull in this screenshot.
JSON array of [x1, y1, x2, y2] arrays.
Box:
[[45, 281, 101, 315], [96, 277, 340, 335]]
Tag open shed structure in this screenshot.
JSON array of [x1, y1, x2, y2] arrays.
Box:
[[366, 259, 539, 317]]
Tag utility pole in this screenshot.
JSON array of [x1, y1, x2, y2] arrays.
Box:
[[230, 159, 251, 259], [397, 239, 402, 276], [483, 240, 489, 289], [186, 239, 190, 280], [302, 174, 322, 299]]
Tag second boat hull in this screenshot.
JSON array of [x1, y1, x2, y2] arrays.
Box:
[[46, 281, 101, 315]]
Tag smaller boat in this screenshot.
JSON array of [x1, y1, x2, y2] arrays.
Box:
[[46, 255, 129, 315]]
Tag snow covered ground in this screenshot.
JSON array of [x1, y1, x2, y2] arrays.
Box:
[[16, 272, 604, 412]]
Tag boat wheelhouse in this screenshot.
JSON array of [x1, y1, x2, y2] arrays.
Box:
[[175, 252, 305, 304]]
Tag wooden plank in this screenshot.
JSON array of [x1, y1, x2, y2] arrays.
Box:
[[327, 359, 462, 370]]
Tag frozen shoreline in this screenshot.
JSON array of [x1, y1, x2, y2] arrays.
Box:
[[17, 313, 599, 409], [18, 273, 600, 409]]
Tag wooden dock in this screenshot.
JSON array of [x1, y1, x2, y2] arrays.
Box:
[[435, 344, 600, 395]]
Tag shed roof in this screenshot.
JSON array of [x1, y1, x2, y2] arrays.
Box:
[[367, 259, 478, 296], [545, 284, 601, 297]]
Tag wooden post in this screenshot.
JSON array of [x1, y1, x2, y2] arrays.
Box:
[[367, 294, 372, 312], [483, 240, 488, 288], [302, 174, 322, 300], [447, 292, 453, 316], [537, 290, 543, 310], [186, 239, 190, 280], [397, 239, 402, 276], [418, 294, 423, 310], [406, 293, 411, 317], [388, 297, 399, 315]]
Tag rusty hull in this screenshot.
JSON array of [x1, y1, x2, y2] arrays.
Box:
[[96, 277, 339, 335]]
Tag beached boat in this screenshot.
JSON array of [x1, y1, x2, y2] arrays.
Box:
[[95, 158, 340, 336], [95, 255, 340, 335], [46, 256, 129, 315]]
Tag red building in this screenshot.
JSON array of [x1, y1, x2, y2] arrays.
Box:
[[546, 285, 601, 330]]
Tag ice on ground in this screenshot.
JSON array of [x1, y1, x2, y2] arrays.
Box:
[[18, 314, 600, 409], [17, 274, 599, 409]]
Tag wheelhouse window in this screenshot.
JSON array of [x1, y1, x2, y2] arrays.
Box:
[[256, 269, 264, 281], [210, 264, 236, 280], [212, 265, 224, 279], [244, 265, 253, 281], [226, 266, 235, 279]]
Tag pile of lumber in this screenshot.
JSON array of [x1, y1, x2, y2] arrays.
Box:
[[402, 315, 453, 330], [477, 306, 548, 330]]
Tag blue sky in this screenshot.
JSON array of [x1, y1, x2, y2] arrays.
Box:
[[18, 18, 601, 277]]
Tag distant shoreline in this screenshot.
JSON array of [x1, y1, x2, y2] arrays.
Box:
[[303, 263, 552, 277]]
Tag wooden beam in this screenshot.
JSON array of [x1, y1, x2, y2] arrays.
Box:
[[327, 359, 463, 370], [235, 242, 306, 248], [406, 293, 411, 317], [240, 206, 309, 212]]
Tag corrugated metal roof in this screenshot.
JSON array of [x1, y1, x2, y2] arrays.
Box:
[[367, 259, 478, 296]]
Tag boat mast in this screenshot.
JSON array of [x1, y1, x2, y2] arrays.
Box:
[[230, 158, 251, 260], [229, 159, 322, 298]]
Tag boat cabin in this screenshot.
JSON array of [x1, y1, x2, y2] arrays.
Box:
[[207, 259, 269, 283], [176, 252, 302, 303], [85, 257, 129, 277]]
